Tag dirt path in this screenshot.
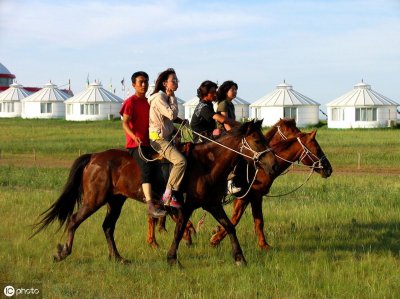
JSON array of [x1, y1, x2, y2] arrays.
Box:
[[1, 155, 399, 176]]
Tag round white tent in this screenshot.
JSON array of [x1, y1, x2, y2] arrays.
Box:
[[183, 96, 250, 121], [65, 82, 123, 121], [183, 96, 200, 120], [146, 83, 185, 119], [326, 81, 399, 129], [250, 81, 320, 127], [0, 82, 31, 118], [21, 82, 71, 119]]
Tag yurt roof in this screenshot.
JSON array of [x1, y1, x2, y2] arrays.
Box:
[[145, 83, 185, 104], [250, 82, 320, 107], [183, 96, 249, 106], [183, 96, 200, 106], [65, 82, 123, 103], [22, 82, 71, 102], [232, 97, 250, 105], [326, 81, 399, 107], [0, 62, 13, 75], [0, 82, 31, 101]]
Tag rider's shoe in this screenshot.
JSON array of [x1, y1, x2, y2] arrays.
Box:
[[226, 180, 241, 195], [162, 192, 182, 209]]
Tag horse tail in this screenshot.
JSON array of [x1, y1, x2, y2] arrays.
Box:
[[30, 154, 92, 238]]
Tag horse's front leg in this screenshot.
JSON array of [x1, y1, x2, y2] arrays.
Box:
[[102, 197, 130, 263], [167, 209, 195, 246], [210, 198, 249, 247], [146, 216, 159, 248], [167, 206, 194, 267], [250, 194, 270, 251], [207, 204, 247, 266]]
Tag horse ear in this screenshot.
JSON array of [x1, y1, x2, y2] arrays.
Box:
[[239, 121, 252, 135], [310, 130, 317, 138], [254, 119, 263, 129]]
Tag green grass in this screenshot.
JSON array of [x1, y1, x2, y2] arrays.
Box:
[[0, 118, 399, 298]]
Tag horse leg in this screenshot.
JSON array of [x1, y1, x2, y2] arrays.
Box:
[[157, 216, 167, 233], [102, 197, 130, 263], [168, 209, 195, 246], [54, 204, 99, 262], [167, 206, 194, 267], [210, 198, 249, 247], [206, 204, 247, 266], [147, 216, 159, 248], [250, 195, 270, 251]]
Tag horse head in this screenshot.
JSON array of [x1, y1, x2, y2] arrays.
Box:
[[235, 120, 279, 177], [296, 130, 332, 178]]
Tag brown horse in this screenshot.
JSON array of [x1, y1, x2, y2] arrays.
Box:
[[210, 119, 333, 250], [32, 120, 278, 265]]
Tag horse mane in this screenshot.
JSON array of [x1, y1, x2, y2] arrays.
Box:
[[265, 118, 298, 142], [191, 120, 261, 154], [271, 132, 306, 152]]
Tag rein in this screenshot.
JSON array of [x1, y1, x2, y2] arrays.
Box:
[[265, 136, 325, 197]]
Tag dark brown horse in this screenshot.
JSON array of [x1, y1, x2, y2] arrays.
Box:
[[32, 120, 278, 265], [210, 119, 333, 250]]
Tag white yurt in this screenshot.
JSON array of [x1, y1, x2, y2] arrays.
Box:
[[183, 96, 200, 120], [231, 97, 250, 121], [21, 82, 71, 119], [183, 96, 250, 121], [250, 81, 320, 127], [326, 81, 399, 129], [65, 82, 123, 121], [146, 83, 185, 119], [0, 82, 31, 118]]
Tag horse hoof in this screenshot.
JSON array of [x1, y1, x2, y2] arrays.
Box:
[[149, 241, 159, 249], [212, 225, 221, 234], [210, 234, 221, 247], [158, 228, 167, 234], [119, 259, 131, 265], [111, 256, 131, 265], [260, 244, 271, 252], [167, 259, 183, 269], [53, 254, 62, 262], [235, 260, 247, 267]]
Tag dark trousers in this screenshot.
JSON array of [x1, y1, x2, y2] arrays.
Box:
[[128, 146, 154, 184]]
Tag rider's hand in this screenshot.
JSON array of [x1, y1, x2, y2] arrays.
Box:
[[133, 135, 141, 145], [166, 88, 175, 97], [182, 119, 189, 126]]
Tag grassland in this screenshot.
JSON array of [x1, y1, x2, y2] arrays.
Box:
[[0, 118, 399, 298]]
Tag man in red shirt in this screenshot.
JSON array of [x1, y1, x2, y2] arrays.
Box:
[[120, 71, 166, 218]]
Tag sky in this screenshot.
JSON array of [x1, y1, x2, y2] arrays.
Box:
[[1, 0, 400, 109]]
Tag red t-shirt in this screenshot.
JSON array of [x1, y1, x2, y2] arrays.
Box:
[[120, 95, 150, 148]]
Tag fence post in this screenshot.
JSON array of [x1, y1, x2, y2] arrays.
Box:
[[357, 152, 361, 170], [33, 148, 36, 161]]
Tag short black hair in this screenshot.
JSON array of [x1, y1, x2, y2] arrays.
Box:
[[197, 80, 218, 99], [131, 71, 149, 83]]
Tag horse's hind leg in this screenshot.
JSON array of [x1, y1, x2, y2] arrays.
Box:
[[210, 198, 249, 247], [206, 204, 247, 266], [54, 204, 99, 262], [102, 196, 129, 263]]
